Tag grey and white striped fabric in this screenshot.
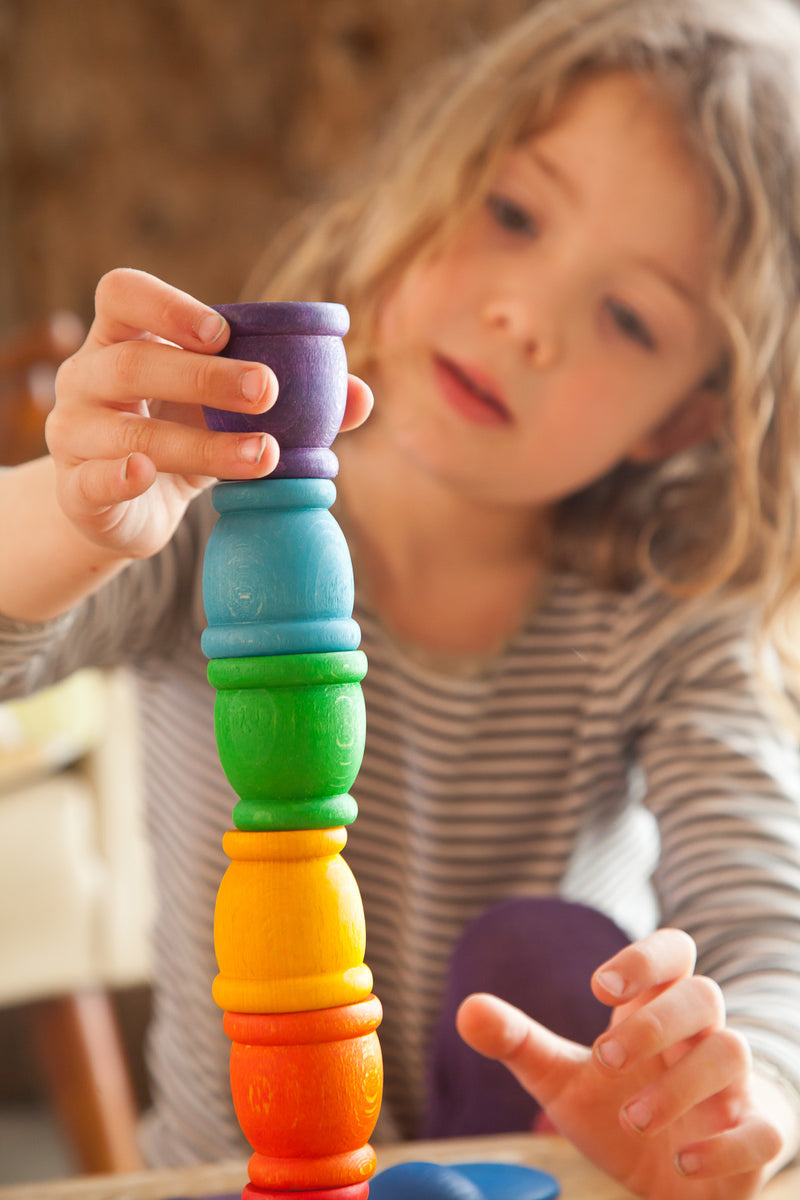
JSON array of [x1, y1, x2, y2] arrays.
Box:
[[2, 489, 799, 1165]]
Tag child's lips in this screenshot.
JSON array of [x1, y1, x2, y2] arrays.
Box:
[[433, 355, 513, 426]]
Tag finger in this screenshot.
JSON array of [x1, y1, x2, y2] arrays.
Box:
[[619, 1027, 751, 1137], [457, 993, 588, 1110], [56, 338, 277, 416], [594, 974, 725, 1073], [593, 928, 697, 1007], [340, 375, 374, 432], [57, 453, 159, 518], [59, 409, 280, 482], [675, 1113, 783, 1180], [89, 267, 231, 353]]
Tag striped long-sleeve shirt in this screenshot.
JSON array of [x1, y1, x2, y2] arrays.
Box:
[[2, 488, 800, 1165]]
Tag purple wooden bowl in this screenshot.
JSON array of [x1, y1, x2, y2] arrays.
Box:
[[203, 301, 350, 479]]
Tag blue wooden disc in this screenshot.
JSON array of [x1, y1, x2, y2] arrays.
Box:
[[458, 1161, 560, 1199], [368, 1163, 480, 1200], [369, 1160, 559, 1200]]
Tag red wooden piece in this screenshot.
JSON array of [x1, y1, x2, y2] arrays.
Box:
[[242, 1183, 370, 1200]]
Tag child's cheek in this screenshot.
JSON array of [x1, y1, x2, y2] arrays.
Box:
[[372, 281, 408, 350], [374, 259, 443, 349]]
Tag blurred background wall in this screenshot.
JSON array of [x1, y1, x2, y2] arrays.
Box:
[[0, 0, 533, 331]]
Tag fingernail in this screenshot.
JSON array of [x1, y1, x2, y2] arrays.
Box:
[[238, 434, 267, 464], [623, 1099, 652, 1132], [594, 1038, 626, 1070], [123, 452, 133, 481], [197, 312, 226, 344], [596, 969, 626, 998], [675, 1150, 701, 1176], [240, 368, 267, 403]]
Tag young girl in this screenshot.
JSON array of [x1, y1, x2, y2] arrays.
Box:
[[2, 0, 800, 1195]]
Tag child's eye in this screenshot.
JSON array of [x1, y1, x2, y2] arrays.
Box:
[[605, 298, 656, 351], [486, 193, 537, 237]]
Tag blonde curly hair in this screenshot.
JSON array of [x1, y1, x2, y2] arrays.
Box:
[[249, 0, 800, 665]]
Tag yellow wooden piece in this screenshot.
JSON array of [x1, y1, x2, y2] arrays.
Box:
[[213, 827, 373, 1013]]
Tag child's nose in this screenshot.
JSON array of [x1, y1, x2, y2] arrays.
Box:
[[482, 294, 559, 368]]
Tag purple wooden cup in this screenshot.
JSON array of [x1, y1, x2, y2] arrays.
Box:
[[203, 301, 350, 479]]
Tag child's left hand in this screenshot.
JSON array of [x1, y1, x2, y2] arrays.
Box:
[[457, 929, 797, 1199]]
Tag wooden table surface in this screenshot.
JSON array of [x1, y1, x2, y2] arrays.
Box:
[[0, 1134, 798, 1200]]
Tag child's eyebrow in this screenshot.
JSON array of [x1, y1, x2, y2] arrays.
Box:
[[634, 256, 701, 309], [524, 146, 703, 312], [526, 147, 581, 204]]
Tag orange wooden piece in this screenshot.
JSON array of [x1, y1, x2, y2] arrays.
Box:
[[225, 996, 382, 1190], [248, 1146, 376, 1192]]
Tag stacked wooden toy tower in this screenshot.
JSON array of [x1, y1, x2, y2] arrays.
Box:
[[202, 302, 383, 1200]]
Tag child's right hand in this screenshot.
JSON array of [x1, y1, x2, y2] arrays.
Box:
[[47, 268, 372, 562]]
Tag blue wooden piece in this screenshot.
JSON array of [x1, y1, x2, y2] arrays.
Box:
[[201, 478, 361, 659], [368, 1160, 560, 1200], [368, 1163, 480, 1200], [458, 1161, 560, 1199]]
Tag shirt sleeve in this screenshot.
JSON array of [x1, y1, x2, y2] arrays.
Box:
[[0, 493, 211, 700], [635, 602, 800, 1106]]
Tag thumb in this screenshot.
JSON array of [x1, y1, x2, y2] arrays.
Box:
[[456, 992, 589, 1110], [340, 374, 374, 431]]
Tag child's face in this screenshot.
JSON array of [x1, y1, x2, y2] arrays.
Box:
[[373, 71, 725, 508]]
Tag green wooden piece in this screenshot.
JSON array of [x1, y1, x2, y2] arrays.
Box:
[[208, 651, 367, 831]]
